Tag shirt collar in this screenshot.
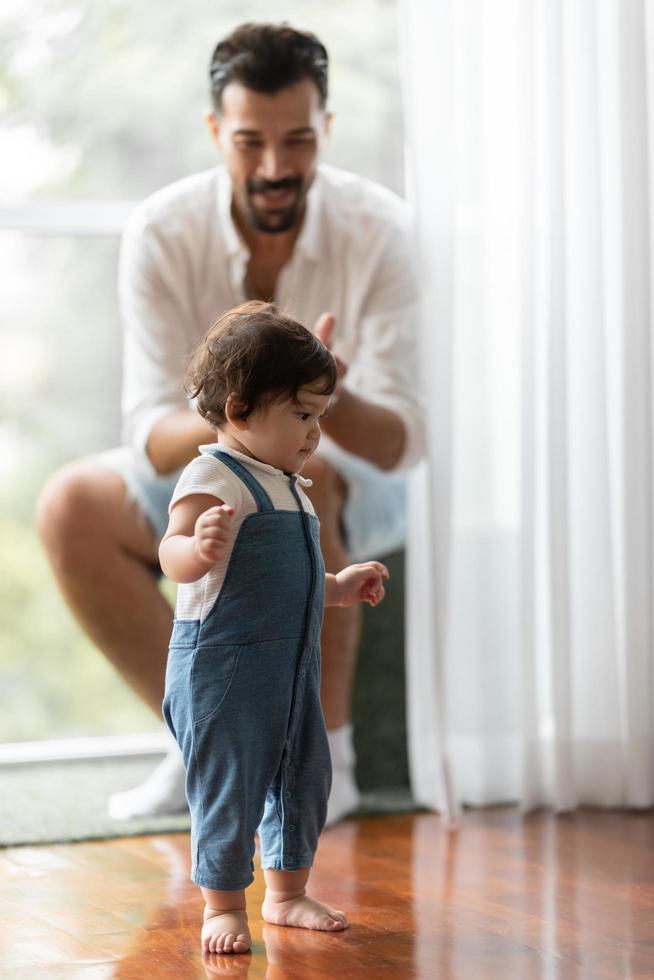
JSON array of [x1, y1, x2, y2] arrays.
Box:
[[200, 442, 313, 487], [216, 167, 325, 264], [293, 170, 323, 262], [217, 169, 245, 259]]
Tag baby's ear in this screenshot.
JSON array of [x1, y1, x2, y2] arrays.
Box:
[[224, 394, 249, 429]]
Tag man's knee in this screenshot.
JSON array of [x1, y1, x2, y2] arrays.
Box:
[[36, 462, 119, 568], [303, 455, 349, 566], [303, 456, 347, 524]]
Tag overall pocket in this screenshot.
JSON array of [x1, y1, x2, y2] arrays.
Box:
[[162, 644, 196, 741], [190, 644, 243, 726]]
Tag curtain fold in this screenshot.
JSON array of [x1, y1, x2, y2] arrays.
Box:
[[402, 0, 654, 811], [401, 0, 456, 817]]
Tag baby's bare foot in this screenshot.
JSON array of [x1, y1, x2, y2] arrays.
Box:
[[202, 906, 251, 955], [262, 890, 348, 932]]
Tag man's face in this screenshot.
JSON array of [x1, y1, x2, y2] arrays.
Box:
[[207, 79, 331, 234]]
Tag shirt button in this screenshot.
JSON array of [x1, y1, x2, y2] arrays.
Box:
[[285, 791, 292, 799], [288, 824, 296, 832]]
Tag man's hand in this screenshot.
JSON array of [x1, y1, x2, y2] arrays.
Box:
[[328, 561, 390, 608], [314, 311, 348, 383], [193, 504, 234, 565], [312, 310, 405, 470], [314, 311, 336, 346]]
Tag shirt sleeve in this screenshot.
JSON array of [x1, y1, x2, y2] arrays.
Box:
[[118, 207, 196, 456], [347, 218, 425, 471], [168, 455, 245, 516]]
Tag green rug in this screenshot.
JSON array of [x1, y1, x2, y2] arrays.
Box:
[[0, 756, 191, 847], [0, 755, 417, 847]]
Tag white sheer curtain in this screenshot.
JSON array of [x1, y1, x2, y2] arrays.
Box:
[[401, 0, 654, 814]]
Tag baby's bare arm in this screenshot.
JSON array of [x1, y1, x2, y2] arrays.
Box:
[[159, 493, 234, 583]]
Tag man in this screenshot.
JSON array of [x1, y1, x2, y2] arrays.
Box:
[[37, 23, 423, 825]]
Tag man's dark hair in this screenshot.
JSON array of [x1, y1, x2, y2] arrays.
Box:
[[209, 23, 329, 110], [186, 301, 337, 428]]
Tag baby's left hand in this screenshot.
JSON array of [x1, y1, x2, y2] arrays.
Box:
[[333, 561, 390, 607]]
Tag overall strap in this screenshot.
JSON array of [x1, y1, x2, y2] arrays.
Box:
[[289, 476, 317, 537], [288, 475, 307, 515], [203, 448, 275, 513]]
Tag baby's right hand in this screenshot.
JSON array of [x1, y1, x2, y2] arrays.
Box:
[[193, 504, 234, 565]]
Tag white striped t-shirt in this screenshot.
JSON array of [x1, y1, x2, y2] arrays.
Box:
[[170, 443, 315, 623]]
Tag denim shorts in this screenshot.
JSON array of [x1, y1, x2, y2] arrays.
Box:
[[94, 437, 407, 561]]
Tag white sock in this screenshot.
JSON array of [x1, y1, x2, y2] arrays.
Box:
[[325, 724, 360, 827], [108, 727, 359, 825], [107, 738, 188, 820]]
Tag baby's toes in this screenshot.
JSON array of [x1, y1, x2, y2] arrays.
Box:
[[323, 906, 348, 928], [233, 935, 250, 953], [321, 913, 346, 931]]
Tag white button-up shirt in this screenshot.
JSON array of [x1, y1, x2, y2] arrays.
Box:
[[119, 164, 424, 470]]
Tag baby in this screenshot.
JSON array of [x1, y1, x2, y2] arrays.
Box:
[[159, 301, 389, 955]]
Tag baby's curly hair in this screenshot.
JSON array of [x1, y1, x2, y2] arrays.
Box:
[[186, 301, 338, 428]]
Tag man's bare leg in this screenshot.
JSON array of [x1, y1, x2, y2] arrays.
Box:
[[37, 462, 171, 710], [36, 461, 186, 817], [303, 455, 362, 824]]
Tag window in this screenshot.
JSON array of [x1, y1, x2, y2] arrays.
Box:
[[1, 0, 404, 743]]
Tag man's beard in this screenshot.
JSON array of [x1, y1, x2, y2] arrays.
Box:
[[243, 176, 306, 234]]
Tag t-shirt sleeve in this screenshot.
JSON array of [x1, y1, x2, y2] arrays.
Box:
[[345, 215, 425, 471], [168, 455, 245, 516], [119, 207, 197, 456]]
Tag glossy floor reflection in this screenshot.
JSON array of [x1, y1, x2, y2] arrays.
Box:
[[1, 809, 653, 978]]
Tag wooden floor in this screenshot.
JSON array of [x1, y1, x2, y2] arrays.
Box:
[[2, 808, 654, 979]]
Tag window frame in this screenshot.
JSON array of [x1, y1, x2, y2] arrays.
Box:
[[1, 198, 156, 762]]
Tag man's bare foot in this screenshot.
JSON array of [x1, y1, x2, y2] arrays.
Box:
[[202, 906, 251, 955], [262, 889, 348, 932]]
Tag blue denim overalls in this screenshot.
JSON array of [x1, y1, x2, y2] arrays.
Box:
[[162, 448, 331, 892]]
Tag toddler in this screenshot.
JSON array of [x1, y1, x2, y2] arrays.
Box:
[[159, 301, 389, 955]]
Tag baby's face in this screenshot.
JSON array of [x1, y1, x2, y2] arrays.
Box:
[[240, 384, 331, 474]]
